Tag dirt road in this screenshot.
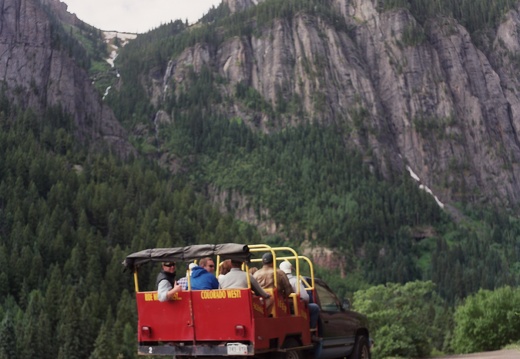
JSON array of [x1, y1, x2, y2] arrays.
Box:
[[437, 349, 520, 359]]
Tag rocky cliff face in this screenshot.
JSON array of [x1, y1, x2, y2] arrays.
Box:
[[40, 0, 78, 25], [222, 0, 260, 14], [341, 0, 520, 207], [153, 0, 520, 209], [0, 0, 133, 157]]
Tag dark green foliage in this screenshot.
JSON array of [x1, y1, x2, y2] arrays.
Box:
[[199, 3, 231, 24], [226, 0, 350, 34], [451, 286, 520, 353], [0, 312, 17, 359], [3, 1, 520, 358], [353, 281, 451, 359], [354, 282, 449, 358], [380, 0, 516, 34], [235, 82, 276, 119], [19, 291, 53, 359], [88, 310, 115, 359], [431, 211, 520, 304], [57, 290, 84, 359], [39, 2, 106, 70], [112, 31, 520, 309], [0, 103, 261, 358], [401, 23, 427, 46], [379, 0, 410, 11], [146, 64, 447, 286]]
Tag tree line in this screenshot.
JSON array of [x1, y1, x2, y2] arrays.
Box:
[[1, 74, 519, 359], [0, 102, 260, 359], [380, 0, 517, 33], [1, 0, 518, 357], [353, 281, 520, 359]]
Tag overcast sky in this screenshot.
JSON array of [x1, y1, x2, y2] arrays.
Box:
[[64, 0, 222, 33]]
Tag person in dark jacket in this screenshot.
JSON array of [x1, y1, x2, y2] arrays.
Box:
[[190, 264, 219, 290], [156, 262, 182, 302]]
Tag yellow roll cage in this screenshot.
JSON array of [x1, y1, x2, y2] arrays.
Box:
[[131, 243, 316, 306]]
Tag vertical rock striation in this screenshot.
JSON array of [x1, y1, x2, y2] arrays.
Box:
[[154, 0, 520, 208], [0, 0, 133, 157]]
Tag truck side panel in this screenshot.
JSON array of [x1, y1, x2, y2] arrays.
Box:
[[136, 289, 259, 344], [136, 291, 194, 342], [191, 289, 255, 342], [135, 289, 313, 354]]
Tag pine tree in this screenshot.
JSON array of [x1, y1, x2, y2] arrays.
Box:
[[0, 312, 17, 359], [57, 290, 84, 359]]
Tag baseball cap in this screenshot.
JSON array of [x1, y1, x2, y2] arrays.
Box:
[[262, 252, 273, 264], [188, 263, 197, 270], [279, 261, 292, 274]]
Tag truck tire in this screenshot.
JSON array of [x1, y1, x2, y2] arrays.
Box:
[[280, 337, 303, 359], [347, 335, 370, 359]]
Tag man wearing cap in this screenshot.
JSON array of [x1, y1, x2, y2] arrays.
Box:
[[253, 252, 293, 299], [156, 262, 182, 302], [279, 260, 321, 331]]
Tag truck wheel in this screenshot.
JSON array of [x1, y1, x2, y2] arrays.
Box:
[[347, 336, 370, 359], [280, 338, 303, 359]]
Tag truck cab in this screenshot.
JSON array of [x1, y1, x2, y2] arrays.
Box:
[[123, 243, 372, 359]]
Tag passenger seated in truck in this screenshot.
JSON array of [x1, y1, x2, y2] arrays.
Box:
[[279, 260, 320, 331], [220, 260, 272, 312], [156, 262, 182, 302], [253, 253, 293, 299], [219, 260, 270, 296], [177, 262, 197, 290], [199, 257, 216, 274], [218, 259, 232, 281], [190, 263, 219, 290]]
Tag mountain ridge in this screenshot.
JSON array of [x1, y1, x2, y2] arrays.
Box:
[[0, 0, 134, 157], [4, 0, 519, 235], [131, 0, 520, 211], [1, 3, 519, 358]]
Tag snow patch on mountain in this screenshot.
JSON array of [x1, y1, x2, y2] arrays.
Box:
[[103, 31, 137, 67], [407, 166, 444, 208], [101, 31, 137, 99]]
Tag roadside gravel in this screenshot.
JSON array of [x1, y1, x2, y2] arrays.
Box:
[[435, 349, 520, 359]]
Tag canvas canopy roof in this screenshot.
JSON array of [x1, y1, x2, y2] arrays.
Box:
[[122, 243, 251, 271]]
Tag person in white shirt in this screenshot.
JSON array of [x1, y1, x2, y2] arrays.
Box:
[[219, 260, 270, 297], [219, 260, 272, 312], [279, 260, 320, 331]]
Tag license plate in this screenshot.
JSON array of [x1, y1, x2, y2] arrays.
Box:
[[226, 343, 248, 355]]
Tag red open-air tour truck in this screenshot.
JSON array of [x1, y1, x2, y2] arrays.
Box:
[[123, 243, 372, 359]]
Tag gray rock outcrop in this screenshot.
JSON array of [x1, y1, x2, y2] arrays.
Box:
[[153, 0, 520, 208], [0, 0, 133, 157]]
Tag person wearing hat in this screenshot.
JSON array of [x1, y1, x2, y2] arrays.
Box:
[[177, 262, 198, 290], [156, 262, 182, 302], [279, 260, 321, 331], [253, 252, 293, 299]]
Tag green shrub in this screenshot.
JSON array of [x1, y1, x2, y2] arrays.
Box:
[[451, 286, 520, 353]]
